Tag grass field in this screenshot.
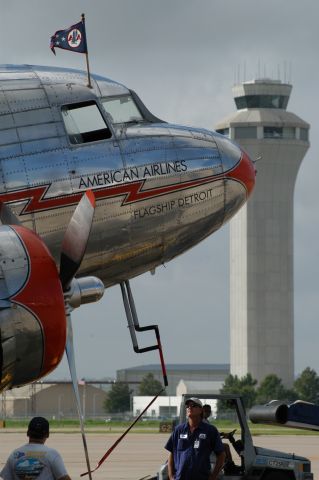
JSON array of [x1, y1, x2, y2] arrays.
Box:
[[1, 418, 318, 435]]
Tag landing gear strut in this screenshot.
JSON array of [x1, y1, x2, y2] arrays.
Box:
[[120, 280, 168, 387]]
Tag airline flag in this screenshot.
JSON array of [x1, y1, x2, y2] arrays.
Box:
[[50, 20, 87, 55]]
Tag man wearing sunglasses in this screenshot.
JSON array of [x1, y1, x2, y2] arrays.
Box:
[[165, 397, 225, 480]]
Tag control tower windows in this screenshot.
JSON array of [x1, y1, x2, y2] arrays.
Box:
[[234, 126, 257, 139], [264, 126, 282, 138], [300, 128, 309, 141], [282, 127, 295, 139], [235, 95, 289, 110], [264, 126, 296, 139], [216, 128, 229, 137]]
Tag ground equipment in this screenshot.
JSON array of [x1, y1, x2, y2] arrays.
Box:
[[157, 393, 313, 480]]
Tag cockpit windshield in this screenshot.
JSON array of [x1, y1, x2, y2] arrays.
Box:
[[101, 94, 144, 124]]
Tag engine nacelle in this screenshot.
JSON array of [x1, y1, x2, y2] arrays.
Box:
[[0, 225, 66, 390], [249, 400, 319, 431], [249, 401, 288, 424]]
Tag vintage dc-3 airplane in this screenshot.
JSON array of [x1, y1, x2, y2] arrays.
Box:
[[0, 65, 255, 474], [0, 63, 255, 391], [0, 63, 255, 470]]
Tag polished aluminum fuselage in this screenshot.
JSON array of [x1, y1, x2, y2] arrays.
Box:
[[0, 65, 252, 287]]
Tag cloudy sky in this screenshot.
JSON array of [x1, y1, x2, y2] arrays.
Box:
[[1, 0, 318, 381]]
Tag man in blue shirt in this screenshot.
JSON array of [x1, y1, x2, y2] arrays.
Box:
[[165, 398, 225, 480]]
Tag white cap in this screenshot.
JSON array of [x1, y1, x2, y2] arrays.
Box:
[[185, 397, 203, 408]]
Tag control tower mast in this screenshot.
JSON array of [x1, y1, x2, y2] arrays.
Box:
[[215, 79, 309, 385]]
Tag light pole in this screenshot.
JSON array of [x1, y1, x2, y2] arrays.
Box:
[[82, 381, 86, 420]]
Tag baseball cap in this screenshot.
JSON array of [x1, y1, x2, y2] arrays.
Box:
[[185, 397, 203, 408], [27, 417, 49, 438]]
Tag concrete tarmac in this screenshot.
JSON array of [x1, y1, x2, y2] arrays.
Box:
[[0, 433, 318, 478]]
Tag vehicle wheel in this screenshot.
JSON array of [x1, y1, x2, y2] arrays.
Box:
[[263, 471, 291, 480]]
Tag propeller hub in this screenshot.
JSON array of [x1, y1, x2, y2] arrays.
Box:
[[66, 276, 105, 309]]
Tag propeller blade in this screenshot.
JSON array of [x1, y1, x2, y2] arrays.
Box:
[[65, 313, 93, 480], [60, 190, 95, 291]]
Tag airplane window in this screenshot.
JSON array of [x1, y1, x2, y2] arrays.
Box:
[[62, 101, 112, 144], [101, 95, 144, 124]]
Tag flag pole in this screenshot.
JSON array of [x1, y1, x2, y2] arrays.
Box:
[[81, 13, 92, 88]]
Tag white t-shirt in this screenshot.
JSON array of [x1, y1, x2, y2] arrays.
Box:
[[0, 443, 68, 480]]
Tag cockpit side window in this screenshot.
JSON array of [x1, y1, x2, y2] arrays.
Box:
[[101, 94, 144, 125], [62, 101, 112, 144]]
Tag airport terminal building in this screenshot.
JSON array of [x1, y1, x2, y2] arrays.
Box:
[[116, 363, 229, 396]]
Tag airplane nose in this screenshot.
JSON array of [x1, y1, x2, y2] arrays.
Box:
[[215, 134, 256, 197], [231, 148, 256, 197]]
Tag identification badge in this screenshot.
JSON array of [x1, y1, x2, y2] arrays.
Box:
[[194, 440, 200, 449], [199, 433, 206, 439], [180, 434, 188, 439]]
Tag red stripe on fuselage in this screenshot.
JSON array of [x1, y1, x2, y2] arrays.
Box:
[[0, 156, 252, 215]]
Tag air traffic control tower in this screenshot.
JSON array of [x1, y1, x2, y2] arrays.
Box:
[[215, 79, 309, 385]]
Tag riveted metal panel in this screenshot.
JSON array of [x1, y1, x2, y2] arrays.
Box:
[[122, 144, 178, 167], [119, 134, 176, 168], [0, 78, 42, 91], [36, 68, 90, 85], [123, 124, 172, 138], [183, 157, 223, 174], [0, 91, 12, 115], [0, 113, 14, 130], [44, 83, 98, 107], [5, 89, 49, 112], [0, 128, 19, 145], [13, 107, 54, 127], [0, 69, 38, 81], [120, 135, 174, 154], [175, 147, 220, 165], [20, 149, 70, 189], [67, 142, 124, 189], [167, 125, 195, 136], [17, 123, 62, 142], [172, 134, 217, 150], [177, 181, 225, 226], [0, 143, 21, 159], [21, 137, 67, 155], [0, 157, 27, 192]]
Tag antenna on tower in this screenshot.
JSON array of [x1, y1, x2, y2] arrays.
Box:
[[289, 61, 292, 84], [284, 60, 287, 83]]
